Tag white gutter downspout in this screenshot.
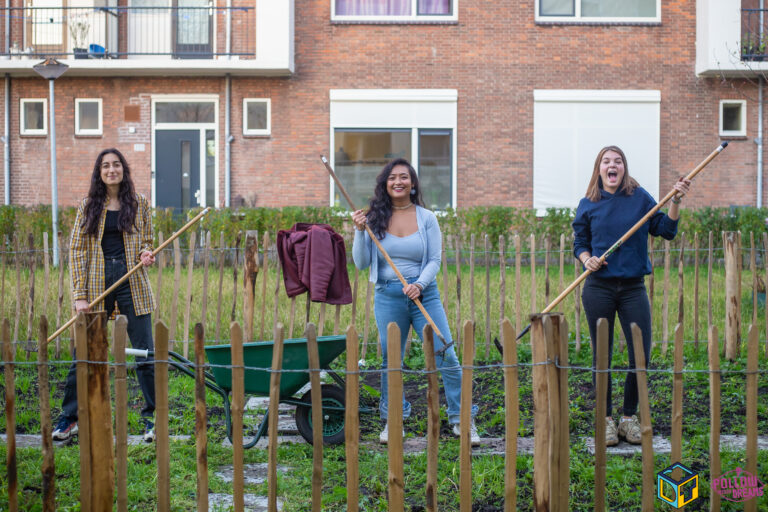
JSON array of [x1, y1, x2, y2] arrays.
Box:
[[4, 74, 9, 205], [225, 74, 231, 207]]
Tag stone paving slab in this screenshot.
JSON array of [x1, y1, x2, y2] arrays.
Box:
[[209, 463, 290, 511], [209, 494, 282, 512], [582, 435, 768, 456], [220, 435, 306, 449]]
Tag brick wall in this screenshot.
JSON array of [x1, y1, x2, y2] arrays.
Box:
[[0, 0, 765, 208]]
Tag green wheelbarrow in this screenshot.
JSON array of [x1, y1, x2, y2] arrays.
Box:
[[143, 334, 368, 448]]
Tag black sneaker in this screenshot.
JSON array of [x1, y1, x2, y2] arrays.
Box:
[[143, 419, 155, 443], [52, 417, 78, 441]]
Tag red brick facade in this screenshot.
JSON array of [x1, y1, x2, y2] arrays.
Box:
[[0, 1, 765, 208]]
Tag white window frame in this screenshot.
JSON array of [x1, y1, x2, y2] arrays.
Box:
[[719, 100, 747, 137], [242, 98, 271, 136], [329, 89, 458, 208], [535, 0, 660, 23], [20, 98, 47, 136], [331, 0, 458, 22], [75, 98, 103, 136]]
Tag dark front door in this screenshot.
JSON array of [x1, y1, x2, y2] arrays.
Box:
[[156, 129, 200, 210], [172, 0, 213, 59]]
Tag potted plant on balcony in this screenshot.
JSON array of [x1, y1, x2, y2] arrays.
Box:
[[68, 14, 90, 59], [741, 34, 768, 62]]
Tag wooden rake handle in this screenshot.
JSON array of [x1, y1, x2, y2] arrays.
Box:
[[320, 155, 451, 352], [515, 141, 728, 342], [46, 207, 212, 344]]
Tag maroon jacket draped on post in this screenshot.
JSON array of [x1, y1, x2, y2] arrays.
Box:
[[277, 223, 353, 305]]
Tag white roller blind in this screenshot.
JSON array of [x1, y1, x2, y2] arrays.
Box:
[[533, 90, 661, 212]]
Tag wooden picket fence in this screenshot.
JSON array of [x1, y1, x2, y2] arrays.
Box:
[[1, 227, 768, 510]]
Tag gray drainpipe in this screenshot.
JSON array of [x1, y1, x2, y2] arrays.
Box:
[[4, 74, 9, 205], [225, 74, 231, 207], [759, 0, 765, 208]]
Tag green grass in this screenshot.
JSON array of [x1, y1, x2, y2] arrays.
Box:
[[1, 249, 767, 510]]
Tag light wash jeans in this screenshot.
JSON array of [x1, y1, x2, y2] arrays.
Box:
[[375, 278, 477, 424]]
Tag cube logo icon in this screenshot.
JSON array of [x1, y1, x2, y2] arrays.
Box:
[[657, 462, 699, 508]]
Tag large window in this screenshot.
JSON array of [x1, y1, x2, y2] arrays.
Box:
[[333, 0, 455, 21], [537, 0, 659, 22], [20, 99, 46, 135], [330, 89, 457, 209], [533, 89, 660, 211]]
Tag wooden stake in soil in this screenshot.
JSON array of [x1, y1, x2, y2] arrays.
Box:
[[183, 230, 197, 358], [631, 323, 654, 512], [455, 233, 462, 351], [530, 234, 536, 314], [74, 312, 92, 512], [268, 324, 285, 512], [386, 321, 405, 511], [544, 235, 550, 306], [676, 233, 686, 328], [230, 321, 245, 512], [724, 232, 740, 360], [745, 324, 759, 512], [502, 318, 518, 512], [231, 231, 242, 323], [442, 232, 448, 312], [594, 318, 609, 512], [318, 302, 326, 337], [750, 232, 757, 325], [155, 231, 165, 320], [469, 233, 476, 331], [113, 316, 128, 512], [707, 231, 713, 329], [460, 320, 474, 512], [38, 316, 55, 512], [56, 231, 65, 358], [215, 231, 225, 343], [259, 231, 269, 341], [708, 325, 721, 512], [693, 232, 700, 351], [3, 319, 17, 512], [423, 324, 439, 512], [26, 232, 37, 354], [194, 323, 208, 512], [288, 297, 296, 340], [485, 234, 491, 359], [201, 231, 211, 331], [362, 278, 372, 360], [273, 255, 283, 337], [345, 325, 360, 512], [13, 234, 20, 345], [671, 323, 684, 466], [515, 234, 522, 335], [542, 316, 561, 511], [559, 233, 565, 296], [169, 237, 181, 349], [243, 231, 258, 342], [661, 239, 671, 356], [154, 320, 170, 512], [648, 236, 655, 345], [531, 313, 551, 512], [306, 323, 324, 512], [43, 232, 50, 321], [499, 235, 506, 345]]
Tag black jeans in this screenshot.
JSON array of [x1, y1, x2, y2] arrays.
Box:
[[60, 257, 155, 421], [581, 275, 652, 417]]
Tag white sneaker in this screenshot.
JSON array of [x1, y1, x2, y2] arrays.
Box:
[[379, 423, 405, 445], [452, 420, 481, 447]]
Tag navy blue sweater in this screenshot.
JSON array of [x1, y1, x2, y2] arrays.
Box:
[[572, 187, 678, 279]]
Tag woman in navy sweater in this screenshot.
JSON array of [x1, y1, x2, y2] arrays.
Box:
[[573, 145, 690, 446]]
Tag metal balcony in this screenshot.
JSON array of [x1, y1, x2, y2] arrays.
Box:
[[742, 8, 768, 61], [1, 5, 254, 60]]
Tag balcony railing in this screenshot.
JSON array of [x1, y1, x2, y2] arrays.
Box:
[[742, 8, 768, 61], [1, 5, 254, 59]]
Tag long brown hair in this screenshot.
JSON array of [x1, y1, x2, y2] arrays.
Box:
[[585, 145, 639, 202], [366, 158, 424, 240], [82, 148, 138, 236]]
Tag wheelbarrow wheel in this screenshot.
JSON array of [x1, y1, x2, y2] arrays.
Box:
[[294, 384, 345, 445]]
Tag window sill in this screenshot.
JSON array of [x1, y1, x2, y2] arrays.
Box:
[[331, 19, 458, 25], [19, 133, 47, 137], [719, 135, 747, 140], [535, 20, 661, 27], [75, 134, 104, 138], [242, 133, 271, 138]]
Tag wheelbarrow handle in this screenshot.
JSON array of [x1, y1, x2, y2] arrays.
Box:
[[126, 348, 150, 358]]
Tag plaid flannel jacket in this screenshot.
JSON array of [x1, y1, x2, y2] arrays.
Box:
[[70, 193, 156, 316]]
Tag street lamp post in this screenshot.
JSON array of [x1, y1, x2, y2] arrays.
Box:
[[33, 58, 68, 267]]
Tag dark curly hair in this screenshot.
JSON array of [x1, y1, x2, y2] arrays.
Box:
[[366, 158, 424, 239], [82, 148, 138, 236]]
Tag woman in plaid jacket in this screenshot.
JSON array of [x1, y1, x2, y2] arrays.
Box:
[[53, 148, 157, 443]]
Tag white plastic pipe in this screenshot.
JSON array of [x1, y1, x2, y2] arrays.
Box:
[[125, 348, 149, 358]]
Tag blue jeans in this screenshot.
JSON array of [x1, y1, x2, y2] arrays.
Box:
[[375, 278, 477, 424], [60, 257, 156, 421], [581, 275, 652, 417]]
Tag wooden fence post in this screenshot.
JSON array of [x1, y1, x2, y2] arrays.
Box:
[[38, 316, 55, 512], [708, 325, 721, 512], [268, 324, 285, 511], [259, 231, 270, 341], [345, 325, 360, 512], [231, 232, 242, 324], [361, 278, 373, 361], [724, 232, 740, 360], [230, 321, 245, 512], [515, 234, 522, 336], [155, 232, 165, 320], [243, 231, 258, 342], [423, 324, 439, 512], [707, 231, 713, 329], [273, 254, 283, 338], [113, 316, 128, 512], [544, 236, 550, 306], [502, 318, 518, 512], [455, 233, 462, 351], [201, 231, 211, 331], [169, 237, 181, 350], [43, 232, 50, 321], [469, 233, 476, 334], [442, 232, 448, 313], [74, 312, 92, 512], [154, 320, 170, 512], [530, 313, 550, 512], [630, 323, 654, 512], [460, 321, 475, 512], [194, 323, 208, 512], [750, 232, 757, 325], [662, 239, 671, 355], [26, 232, 36, 355], [676, 234, 686, 329], [671, 324, 684, 467], [594, 318, 609, 512], [693, 232, 700, 352], [648, 236, 655, 345], [484, 234, 491, 359], [745, 324, 758, 512], [530, 234, 536, 314], [499, 235, 506, 348], [56, 231, 65, 358], [182, 231, 196, 358], [3, 318, 17, 512], [305, 323, 324, 512], [387, 321, 405, 511], [215, 231, 226, 343], [13, 234, 20, 346]]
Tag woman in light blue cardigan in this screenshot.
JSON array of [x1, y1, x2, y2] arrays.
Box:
[[351, 158, 478, 445]]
